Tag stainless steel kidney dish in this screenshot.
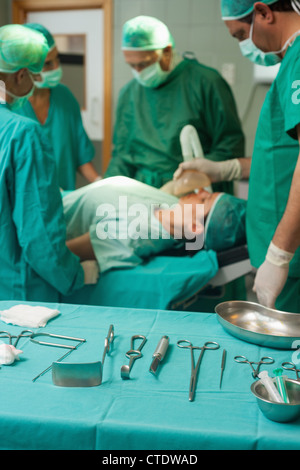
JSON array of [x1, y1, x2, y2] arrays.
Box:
[[215, 301, 300, 349]]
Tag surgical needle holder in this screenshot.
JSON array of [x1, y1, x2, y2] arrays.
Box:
[[121, 335, 147, 380], [0, 330, 33, 348], [234, 355, 275, 379], [177, 339, 220, 401], [282, 362, 300, 382]]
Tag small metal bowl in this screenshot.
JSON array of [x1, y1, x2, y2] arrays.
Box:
[[251, 379, 300, 423]]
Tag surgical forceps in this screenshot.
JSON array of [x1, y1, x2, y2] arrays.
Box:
[[282, 362, 300, 381], [234, 355, 275, 378], [0, 330, 84, 350], [177, 339, 220, 401], [0, 330, 33, 348]]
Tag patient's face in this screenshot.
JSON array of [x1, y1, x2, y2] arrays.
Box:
[[156, 189, 220, 241], [179, 190, 220, 219]]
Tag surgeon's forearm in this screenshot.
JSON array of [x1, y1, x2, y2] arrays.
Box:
[[78, 162, 101, 183], [67, 232, 96, 261], [272, 154, 300, 253], [237, 157, 252, 179]]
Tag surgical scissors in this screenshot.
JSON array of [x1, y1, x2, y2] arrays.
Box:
[[282, 362, 300, 381], [177, 339, 220, 401], [234, 355, 274, 378], [0, 330, 33, 348]]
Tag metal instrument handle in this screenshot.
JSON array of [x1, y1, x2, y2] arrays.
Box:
[[125, 349, 142, 373], [282, 362, 296, 371], [102, 324, 114, 365], [234, 355, 248, 364], [130, 335, 147, 352], [260, 356, 275, 365], [203, 341, 220, 351], [153, 336, 169, 359], [30, 332, 86, 349]]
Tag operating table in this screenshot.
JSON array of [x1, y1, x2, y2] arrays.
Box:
[[61, 244, 252, 311]]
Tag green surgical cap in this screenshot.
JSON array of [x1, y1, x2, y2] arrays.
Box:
[[205, 193, 247, 252], [24, 23, 56, 50], [0, 24, 49, 73], [221, 0, 278, 20], [122, 15, 175, 50]]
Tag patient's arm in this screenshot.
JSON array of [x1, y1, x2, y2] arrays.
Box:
[[78, 162, 102, 183], [67, 232, 96, 261]]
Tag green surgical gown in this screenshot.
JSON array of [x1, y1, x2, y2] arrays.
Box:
[[105, 57, 245, 192], [247, 36, 300, 312], [62, 177, 181, 273], [0, 105, 84, 301], [17, 84, 95, 190]]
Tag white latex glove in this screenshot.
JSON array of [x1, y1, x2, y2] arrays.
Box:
[[81, 260, 100, 285], [253, 242, 294, 309], [173, 158, 242, 182]]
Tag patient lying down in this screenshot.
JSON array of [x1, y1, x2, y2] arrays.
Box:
[[63, 175, 246, 274]]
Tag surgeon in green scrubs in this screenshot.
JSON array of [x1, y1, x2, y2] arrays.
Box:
[[17, 23, 101, 191], [105, 15, 245, 194], [0, 24, 98, 301], [175, 0, 300, 313]]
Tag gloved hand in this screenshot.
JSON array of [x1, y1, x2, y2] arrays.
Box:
[[81, 260, 100, 285], [253, 242, 294, 309], [173, 158, 242, 182]]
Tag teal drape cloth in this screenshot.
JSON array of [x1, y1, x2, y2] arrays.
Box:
[[62, 250, 218, 309], [0, 300, 299, 450]]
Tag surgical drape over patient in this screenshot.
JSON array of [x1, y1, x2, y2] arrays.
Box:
[[221, 0, 278, 20], [122, 15, 174, 50], [0, 24, 48, 73], [63, 177, 180, 273]]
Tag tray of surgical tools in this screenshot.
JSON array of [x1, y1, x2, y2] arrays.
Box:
[[0, 326, 225, 402], [2, 320, 300, 415]]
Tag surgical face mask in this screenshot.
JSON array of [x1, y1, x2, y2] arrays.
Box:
[[240, 18, 300, 67], [34, 66, 63, 89], [6, 74, 35, 110], [132, 58, 171, 88], [239, 38, 281, 67]]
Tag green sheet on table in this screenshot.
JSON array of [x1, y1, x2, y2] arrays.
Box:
[[62, 249, 219, 309], [0, 300, 299, 450]]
